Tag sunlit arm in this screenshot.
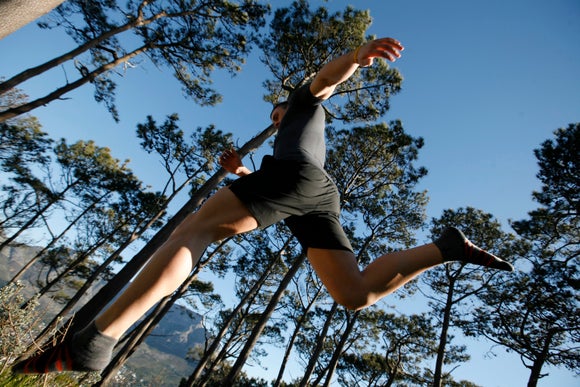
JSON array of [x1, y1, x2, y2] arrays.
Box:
[[309, 37, 404, 101]]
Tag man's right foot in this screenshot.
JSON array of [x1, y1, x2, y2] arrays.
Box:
[[11, 341, 85, 374], [11, 321, 116, 374], [434, 227, 514, 272]]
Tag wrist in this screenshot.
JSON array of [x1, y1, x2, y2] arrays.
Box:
[[235, 166, 251, 177], [353, 46, 361, 65]]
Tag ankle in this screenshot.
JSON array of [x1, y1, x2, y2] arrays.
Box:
[[71, 321, 118, 371], [433, 227, 465, 262]]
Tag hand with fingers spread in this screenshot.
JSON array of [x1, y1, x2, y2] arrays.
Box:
[[219, 147, 252, 177], [354, 37, 404, 67], [309, 37, 404, 100]]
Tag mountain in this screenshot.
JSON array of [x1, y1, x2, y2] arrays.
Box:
[[120, 304, 205, 386]]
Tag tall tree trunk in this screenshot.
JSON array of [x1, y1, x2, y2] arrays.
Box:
[[197, 304, 256, 386], [223, 250, 305, 385], [321, 310, 360, 387], [0, 0, 65, 40], [299, 302, 339, 387], [432, 278, 456, 387], [527, 330, 554, 387], [196, 247, 282, 386], [187, 241, 280, 386], [273, 286, 324, 387]]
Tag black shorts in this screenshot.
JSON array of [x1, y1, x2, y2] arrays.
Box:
[[229, 156, 353, 253]]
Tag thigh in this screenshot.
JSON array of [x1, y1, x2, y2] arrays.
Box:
[[306, 248, 365, 307], [285, 212, 353, 252], [177, 187, 259, 242]]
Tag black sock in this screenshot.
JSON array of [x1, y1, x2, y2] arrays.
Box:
[[11, 321, 117, 374], [70, 321, 117, 371], [434, 227, 514, 272]]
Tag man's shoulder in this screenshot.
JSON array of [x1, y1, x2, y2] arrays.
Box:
[[290, 82, 322, 107]]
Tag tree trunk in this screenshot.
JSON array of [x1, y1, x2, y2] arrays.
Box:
[[273, 286, 324, 387], [299, 302, 339, 387], [527, 330, 554, 387], [187, 241, 279, 386], [0, 0, 65, 40], [197, 305, 255, 386], [432, 278, 456, 387], [222, 250, 305, 385], [0, 45, 148, 122], [321, 310, 360, 387]]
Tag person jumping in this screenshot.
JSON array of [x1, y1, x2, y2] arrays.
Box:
[[12, 37, 513, 375]]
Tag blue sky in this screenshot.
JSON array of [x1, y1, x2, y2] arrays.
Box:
[[1, 0, 579, 385]]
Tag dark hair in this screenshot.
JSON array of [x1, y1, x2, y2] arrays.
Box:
[[270, 101, 289, 117]]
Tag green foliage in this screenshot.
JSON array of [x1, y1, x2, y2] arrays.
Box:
[[0, 118, 55, 231], [337, 311, 438, 386], [468, 123, 580, 385], [0, 282, 40, 372], [135, 113, 232, 192], [326, 121, 428, 262], [260, 0, 403, 123], [530, 122, 579, 212], [37, 0, 269, 120], [0, 282, 100, 386]]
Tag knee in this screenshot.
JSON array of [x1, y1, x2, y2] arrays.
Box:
[[333, 290, 373, 311]]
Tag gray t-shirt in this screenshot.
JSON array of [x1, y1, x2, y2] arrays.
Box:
[[273, 84, 326, 169]]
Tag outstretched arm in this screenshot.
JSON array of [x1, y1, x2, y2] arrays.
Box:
[[219, 147, 252, 177], [310, 37, 404, 100]]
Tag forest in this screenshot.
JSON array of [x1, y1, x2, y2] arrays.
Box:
[[0, 1, 578, 386]]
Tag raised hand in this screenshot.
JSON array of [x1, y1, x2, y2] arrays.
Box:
[[354, 37, 404, 67]]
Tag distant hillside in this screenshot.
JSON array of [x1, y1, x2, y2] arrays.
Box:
[[0, 239, 205, 385], [120, 304, 205, 386]]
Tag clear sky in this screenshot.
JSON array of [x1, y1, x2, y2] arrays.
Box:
[[1, 0, 579, 385]]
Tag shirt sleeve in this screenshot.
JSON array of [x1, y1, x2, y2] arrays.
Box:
[[289, 83, 323, 108]]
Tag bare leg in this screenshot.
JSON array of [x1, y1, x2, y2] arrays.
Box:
[[96, 187, 258, 339], [307, 244, 443, 310], [12, 187, 259, 374]]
